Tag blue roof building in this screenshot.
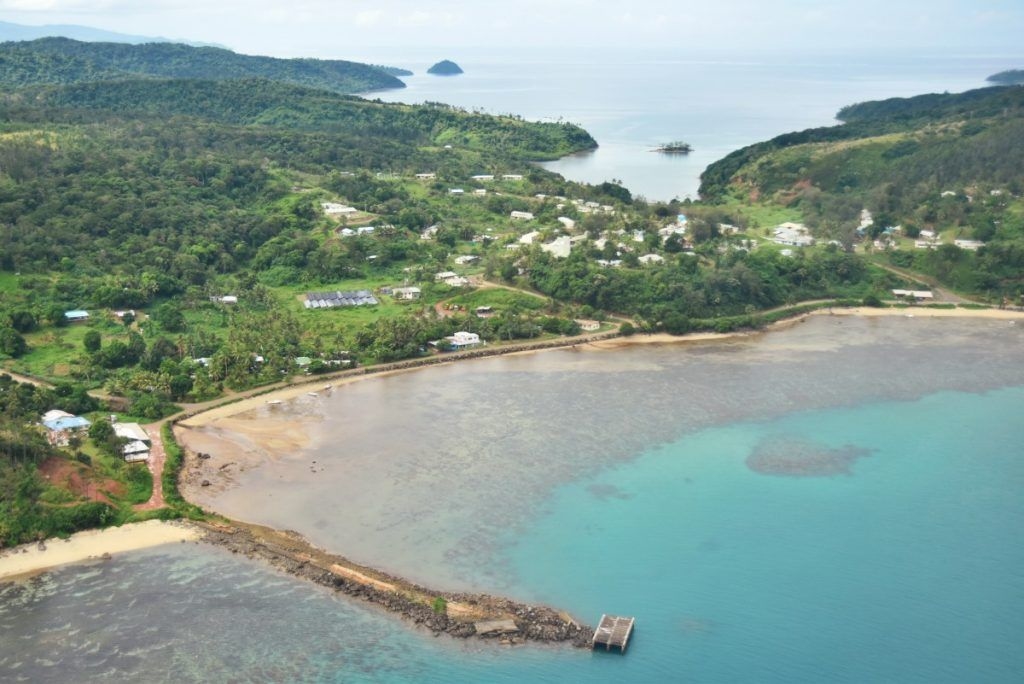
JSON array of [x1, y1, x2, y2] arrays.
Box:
[[64, 310, 90, 322], [43, 416, 91, 432]]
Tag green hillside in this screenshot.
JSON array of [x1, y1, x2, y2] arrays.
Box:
[[0, 37, 404, 93], [699, 86, 1024, 297]]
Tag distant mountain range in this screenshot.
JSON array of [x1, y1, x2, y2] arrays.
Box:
[[0, 20, 225, 48]]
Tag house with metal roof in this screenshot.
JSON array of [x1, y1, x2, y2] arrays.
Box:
[[64, 310, 89, 323], [41, 413, 91, 446]]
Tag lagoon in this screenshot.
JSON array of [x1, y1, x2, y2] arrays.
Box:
[[5, 315, 1024, 682]]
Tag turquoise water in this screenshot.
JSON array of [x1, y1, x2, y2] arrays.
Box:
[[4, 383, 1023, 682], [505, 386, 1024, 681]]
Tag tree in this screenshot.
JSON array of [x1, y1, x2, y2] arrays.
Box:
[[0, 327, 28, 357], [83, 330, 102, 353]]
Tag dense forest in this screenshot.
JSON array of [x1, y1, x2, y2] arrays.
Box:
[[0, 37, 404, 93]]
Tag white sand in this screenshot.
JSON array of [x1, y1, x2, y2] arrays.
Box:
[[0, 519, 200, 581]]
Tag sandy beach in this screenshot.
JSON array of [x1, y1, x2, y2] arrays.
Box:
[[812, 306, 1024, 320], [0, 520, 200, 581]]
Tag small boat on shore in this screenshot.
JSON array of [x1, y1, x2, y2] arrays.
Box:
[[307, 392, 319, 397]]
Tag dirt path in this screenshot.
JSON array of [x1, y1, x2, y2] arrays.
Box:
[[869, 260, 975, 304], [133, 421, 167, 511]]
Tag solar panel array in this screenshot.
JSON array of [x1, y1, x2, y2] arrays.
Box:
[[304, 290, 379, 308]]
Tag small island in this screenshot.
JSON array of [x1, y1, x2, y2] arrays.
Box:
[[987, 69, 1024, 86], [427, 59, 464, 76], [653, 140, 692, 154]]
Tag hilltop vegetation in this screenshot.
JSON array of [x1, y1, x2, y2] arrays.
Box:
[[700, 86, 1024, 298], [988, 70, 1024, 86], [0, 37, 404, 93]]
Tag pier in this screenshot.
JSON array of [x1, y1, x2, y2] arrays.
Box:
[[591, 614, 635, 653]]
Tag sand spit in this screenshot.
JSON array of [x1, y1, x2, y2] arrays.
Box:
[[0, 520, 200, 581]]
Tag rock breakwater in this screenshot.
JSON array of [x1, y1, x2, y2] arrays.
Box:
[[198, 520, 593, 648]]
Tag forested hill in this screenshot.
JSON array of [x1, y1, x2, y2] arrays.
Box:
[[699, 85, 1024, 199], [9, 78, 595, 161], [0, 37, 403, 93]]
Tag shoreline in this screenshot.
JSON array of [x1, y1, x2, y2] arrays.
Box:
[[9, 304, 1022, 649], [179, 305, 1024, 426], [0, 519, 200, 581]]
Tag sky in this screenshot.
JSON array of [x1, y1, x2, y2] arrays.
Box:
[[2, 0, 1023, 60]]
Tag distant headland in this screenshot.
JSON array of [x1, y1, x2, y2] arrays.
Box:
[[987, 69, 1024, 86], [428, 59, 464, 76]]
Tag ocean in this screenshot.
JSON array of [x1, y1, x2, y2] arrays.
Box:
[[358, 47, 1021, 200], [6, 316, 1023, 682]]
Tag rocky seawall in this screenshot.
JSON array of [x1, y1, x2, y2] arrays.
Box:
[[197, 520, 593, 648]]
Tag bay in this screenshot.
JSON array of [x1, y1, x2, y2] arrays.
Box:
[[357, 47, 1022, 200]]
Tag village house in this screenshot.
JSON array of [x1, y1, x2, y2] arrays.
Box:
[[210, 295, 238, 304], [576, 319, 601, 332], [954, 239, 985, 251], [454, 255, 480, 265], [541, 236, 572, 259], [41, 410, 91, 447], [502, 174, 523, 180], [445, 331, 482, 349], [638, 253, 665, 265], [415, 172, 436, 180], [392, 287, 422, 301], [449, 188, 465, 195], [113, 420, 151, 462], [320, 202, 357, 215], [510, 210, 535, 220], [557, 216, 576, 230], [772, 222, 815, 247], [471, 174, 495, 181], [64, 310, 89, 323], [892, 289, 934, 302]]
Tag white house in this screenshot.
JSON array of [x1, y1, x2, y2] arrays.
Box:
[[557, 216, 576, 230], [446, 331, 481, 349], [454, 255, 480, 265], [892, 289, 934, 301], [211, 295, 238, 304], [510, 210, 535, 220], [64, 310, 89, 323], [392, 287, 422, 300], [471, 174, 494, 181], [638, 253, 665, 265], [576, 319, 601, 332], [321, 202, 357, 215], [772, 222, 815, 247], [519, 231, 540, 245], [449, 188, 465, 195], [415, 172, 436, 180], [954, 239, 985, 251], [541, 236, 572, 259], [502, 174, 524, 181]]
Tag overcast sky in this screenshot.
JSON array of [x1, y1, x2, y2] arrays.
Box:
[[2, 0, 1023, 59]]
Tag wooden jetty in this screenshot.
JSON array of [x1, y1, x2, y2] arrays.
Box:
[[591, 614, 636, 653]]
